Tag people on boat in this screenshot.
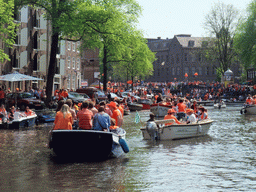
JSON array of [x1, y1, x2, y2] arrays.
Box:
[[24, 106, 35, 116], [56, 100, 65, 112], [108, 101, 123, 127], [198, 106, 208, 120], [8, 106, 16, 121], [13, 107, 24, 120], [186, 109, 197, 124], [0, 104, 8, 123], [99, 101, 112, 117], [53, 104, 73, 130], [77, 101, 94, 130], [93, 106, 111, 132], [88, 101, 98, 116], [65, 99, 77, 121], [177, 99, 186, 120], [164, 108, 181, 126]]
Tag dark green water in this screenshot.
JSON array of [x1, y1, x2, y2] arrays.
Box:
[[0, 106, 256, 191]]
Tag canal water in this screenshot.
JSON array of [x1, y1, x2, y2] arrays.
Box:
[[0, 106, 256, 191]]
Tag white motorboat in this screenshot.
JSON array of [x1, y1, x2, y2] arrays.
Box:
[[241, 105, 256, 115], [150, 103, 172, 117], [214, 103, 226, 109], [141, 119, 214, 140]]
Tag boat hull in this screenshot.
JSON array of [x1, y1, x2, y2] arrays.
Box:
[[150, 104, 172, 117], [49, 130, 126, 160], [127, 103, 143, 111], [241, 105, 256, 115], [141, 119, 213, 140], [137, 99, 152, 110], [8, 114, 37, 129]]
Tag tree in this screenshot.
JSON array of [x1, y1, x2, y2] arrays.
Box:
[[72, 0, 145, 91], [0, 0, 16, 62], [111, 34, 155, 88], [204, 2, 240, 75], [234, 0, 256, 70]]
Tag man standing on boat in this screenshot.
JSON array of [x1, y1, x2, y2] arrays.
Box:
[[177, 98, 186, 120], [164, 109, 181, 126], [108, 101, 123, 127], [77, 101, 94, 130]]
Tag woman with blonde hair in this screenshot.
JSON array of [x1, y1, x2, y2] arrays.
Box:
[[53, 104, 73, 130]]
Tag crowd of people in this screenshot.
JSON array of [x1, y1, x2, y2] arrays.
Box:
[[52, 99, 124, 133]]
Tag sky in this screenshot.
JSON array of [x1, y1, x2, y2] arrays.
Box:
[[136, 0, 252, 39]]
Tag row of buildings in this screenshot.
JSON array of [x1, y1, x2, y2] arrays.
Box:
[[0, 6, 100, 92], [0, 6, 242, 93]]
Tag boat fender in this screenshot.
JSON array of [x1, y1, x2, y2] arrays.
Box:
[[244, 109, 247, 114], [119, 138, 129, 153]]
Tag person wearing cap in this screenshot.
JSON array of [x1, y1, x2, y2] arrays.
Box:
[[108, 101, 123, 127], [186, 108, 197, 124], [164, 108, 181, 126], [99, 101, 112, 117]]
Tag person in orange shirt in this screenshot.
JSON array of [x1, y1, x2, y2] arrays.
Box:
[[246, 95, 253, 105], [24, 106, 35, 116], [63, 89, 69, 99], [199, 107, 208, 120], [0, 88, 5, 105], [53, 104, 73, 130], [116, 99, 124, 117], [164, 108, 181, 126], [58, 89, 64, 101], [108, 101, 123, 127], [177, 99, 186, 120], [54, 88, 59, 96]]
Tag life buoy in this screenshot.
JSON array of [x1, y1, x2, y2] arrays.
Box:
[[119, 138, 129, 153]]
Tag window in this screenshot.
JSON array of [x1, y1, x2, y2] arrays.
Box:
[[212, 67, 216, 75], [205, 67, 209, 75], [184, 53, 188, 61], [172, 67, 175, 75], [184, 67, 189, 74], [171, 56, 174, 64], [72, 42, 76, 52], [72, 75, 76, 89], [176, 54, 179, 63], [177, 67, 180, 75], [192, 67, 196, 75], [67, 74, 71, 89], [67, 42, 71, 50], [77, 58, 80, 70], [158, 69, 160, 76], [67, 56, 71, 68], [72, 57, 75, 69], [77, 42, 80, 53], [188, 40, 195, 47], [199, 67, 202, 75], [198, 54, 202, 62]]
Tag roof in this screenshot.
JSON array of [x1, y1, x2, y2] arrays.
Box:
[[176, 36, 208, 48]]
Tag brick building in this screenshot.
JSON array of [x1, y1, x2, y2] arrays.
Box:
[[147, 34, 241, 83]]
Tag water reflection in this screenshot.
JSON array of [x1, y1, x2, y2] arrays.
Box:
[[0, 107, 256, 191]]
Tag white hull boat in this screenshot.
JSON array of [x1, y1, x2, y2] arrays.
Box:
[[150, 104, 172, 117], [214, 103, 226, 109], [241, 105, 256, 115], [141, 119, 214, 140]]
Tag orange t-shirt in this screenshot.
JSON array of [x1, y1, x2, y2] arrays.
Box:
[[25, 110, 33, 116], [118, 106, 124, 117], [53, 111, 73, 130], [164, 114, 181, 126], [177, 102, 186, 112], [111, 109, 122, 126]]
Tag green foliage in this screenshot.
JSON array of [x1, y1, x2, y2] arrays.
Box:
[[234, 0, 256, 70], [0, 0, 16, 62]]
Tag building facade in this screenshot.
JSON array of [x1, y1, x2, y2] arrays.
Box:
[[147, 34, 241, 83]]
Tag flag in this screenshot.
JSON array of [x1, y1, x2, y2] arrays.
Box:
[[135, 111, 140, 124]]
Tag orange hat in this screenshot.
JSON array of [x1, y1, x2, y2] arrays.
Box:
[[109, 101, 117, 109], [186, 108, 194, 113]]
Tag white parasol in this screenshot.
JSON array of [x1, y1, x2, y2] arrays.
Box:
[[0, 71, 43, 82]]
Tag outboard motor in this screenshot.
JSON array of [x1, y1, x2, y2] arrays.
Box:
[[146, 121, 159, 140]]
